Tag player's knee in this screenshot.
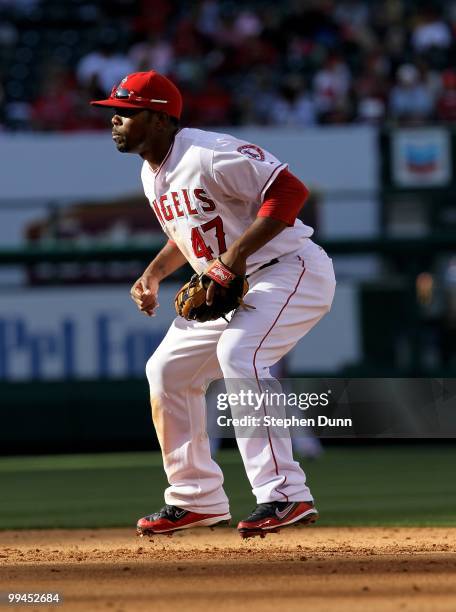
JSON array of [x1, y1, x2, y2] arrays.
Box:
[[145, 354, 159, 392], [217, 333, 254, 378], [216, 334, 234, 374], [145, 352, 175, 395]]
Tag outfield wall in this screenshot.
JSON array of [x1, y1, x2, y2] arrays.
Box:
[[0, 282, 359, 381]]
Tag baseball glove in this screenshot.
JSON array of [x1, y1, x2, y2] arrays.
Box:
[[175, 258, 253, 322]]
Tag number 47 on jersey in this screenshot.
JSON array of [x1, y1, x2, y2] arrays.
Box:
[[191, 216, 227, 261]]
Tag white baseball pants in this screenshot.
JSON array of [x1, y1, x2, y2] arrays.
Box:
[[146, 239, 336, 514]]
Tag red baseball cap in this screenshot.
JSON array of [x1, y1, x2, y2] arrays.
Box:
[[91, 71, 183, 119]]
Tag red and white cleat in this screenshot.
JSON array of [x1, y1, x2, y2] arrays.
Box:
[[137, 504, 231, 536], [237, 501, 318, 539]]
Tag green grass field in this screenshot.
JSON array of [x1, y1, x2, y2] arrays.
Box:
[[0, 446, 455, 529]]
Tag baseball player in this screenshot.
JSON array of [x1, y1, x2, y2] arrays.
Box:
[[91, 70, 336, 538]]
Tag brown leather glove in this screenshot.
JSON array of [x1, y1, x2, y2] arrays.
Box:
[[175, 258, 252, 322]]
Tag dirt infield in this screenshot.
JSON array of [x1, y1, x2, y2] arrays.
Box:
[[0, 527, 455, 612]]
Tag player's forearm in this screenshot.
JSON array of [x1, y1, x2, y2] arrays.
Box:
[[230, 217, 288, 257], [221, 217, 287, 273], [144, 240, 187, 281]]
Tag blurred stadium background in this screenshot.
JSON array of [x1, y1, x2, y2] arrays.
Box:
[[0, 0, 455, 527]]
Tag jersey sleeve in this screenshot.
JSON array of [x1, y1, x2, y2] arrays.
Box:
[[211, 140, 287, 204], [258, 168, 309, 226]]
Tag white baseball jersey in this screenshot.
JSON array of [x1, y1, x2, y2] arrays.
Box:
[[141, 127, 314, 275]]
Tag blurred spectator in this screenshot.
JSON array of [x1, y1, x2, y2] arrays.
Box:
[[196, 0, 221, 38], [282, 0, 341, 48], [4, 100, 32, 130], [77, 43, 134, 96], [411, 7, 452, 53], [232, 68, 277, 125], [183, 78, 232, 126], [358, 98, 385, 124], [132, 0, 173, 35], [128, 35, 174, 74], [234, 34, 279, 72], [173, 14, 205, 57], [173, 50, 207, 89], [313, 54, 352, 122], [383, 24, 408, 63], [389, 63, 434, 124], [416, 57, 443, 104], [355, 49, 389, 124], [267, 75, 316, 126], [0, 19, 17, 47], [437, 69, 456, 122], [233, 10, 263, 40], [31, 66, 79, 131], [334, 0, 370, 30]]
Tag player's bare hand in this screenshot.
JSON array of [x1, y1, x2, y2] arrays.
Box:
[[130, 275, 160, 316]]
